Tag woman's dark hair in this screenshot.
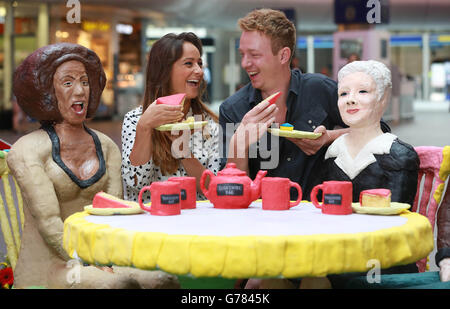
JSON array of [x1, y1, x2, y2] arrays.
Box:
[[143, 32, 218, 175], [13, 43, 106, 125]]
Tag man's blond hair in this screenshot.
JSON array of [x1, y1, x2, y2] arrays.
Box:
[[238, 8, 296, 61]]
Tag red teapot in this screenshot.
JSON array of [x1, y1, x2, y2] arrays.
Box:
[[200, 163, 267, 209]]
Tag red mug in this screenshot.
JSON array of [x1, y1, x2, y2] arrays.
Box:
[[138, 181, 181, 216], [168, 176, 197, 209], [261, 177, 302, 210], [310, 181, 353, 215]]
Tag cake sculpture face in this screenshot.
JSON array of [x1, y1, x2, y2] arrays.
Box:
[[156, 93, 186, 109], [359, 189, 392, 207]]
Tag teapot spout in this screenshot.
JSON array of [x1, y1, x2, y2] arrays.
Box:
[[251, 170, 268, 201]]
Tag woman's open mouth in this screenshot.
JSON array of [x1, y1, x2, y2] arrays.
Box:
[[187, 79, 199, 87]]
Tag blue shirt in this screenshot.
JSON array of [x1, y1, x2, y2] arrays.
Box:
[[219, 69, 391, 200]]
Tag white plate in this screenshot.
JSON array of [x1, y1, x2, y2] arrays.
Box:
[[155, 121, 208, 131], [268, 128, 322, 139], [351, 202, 411, 215], [84, 205, 144, 216]]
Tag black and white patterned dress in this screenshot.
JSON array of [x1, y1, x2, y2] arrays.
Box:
[[121, 106, 220, 202]]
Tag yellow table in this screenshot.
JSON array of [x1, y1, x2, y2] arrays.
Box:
[[63, 201, 433, 280]]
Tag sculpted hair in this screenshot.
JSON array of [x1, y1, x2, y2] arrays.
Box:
[[13, 43, 106, 125], [142, 32, 218, 175], [338, 60, 392, 101], [238, 8, 296, 61]]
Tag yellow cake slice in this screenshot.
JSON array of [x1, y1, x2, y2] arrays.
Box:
[[182, 116, 195, 123], [280, 123, 294, 131], [359, 189, 391, 207]]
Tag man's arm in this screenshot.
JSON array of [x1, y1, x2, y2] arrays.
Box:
[[221, 100, 277, 174]]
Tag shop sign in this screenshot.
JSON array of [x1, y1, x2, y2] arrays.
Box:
[[82, 21, 110, 32]]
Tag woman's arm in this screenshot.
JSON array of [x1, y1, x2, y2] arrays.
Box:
[[129, 102, 184, 166], [97, 131, 123, 198]]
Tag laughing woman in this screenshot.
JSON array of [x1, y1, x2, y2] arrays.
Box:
[[121, 32, 220, 202]]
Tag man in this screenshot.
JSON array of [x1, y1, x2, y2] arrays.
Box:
[[220, 9, 389, 200]]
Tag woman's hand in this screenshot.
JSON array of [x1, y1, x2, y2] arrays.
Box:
[[138, 101, 184, 131]]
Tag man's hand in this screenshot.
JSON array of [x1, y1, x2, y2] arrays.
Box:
[[439, 258, 450, 282], [286, 125, 330, 156], [235, 100, 278, 147]]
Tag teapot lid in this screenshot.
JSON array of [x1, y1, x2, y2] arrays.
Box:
[[218, 163, 247, 176]]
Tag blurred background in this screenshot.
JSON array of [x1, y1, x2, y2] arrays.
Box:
[[0, 0, 448, 146]]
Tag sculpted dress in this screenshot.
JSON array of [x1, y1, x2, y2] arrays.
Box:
[[7, 127, 124, 288], [319, 132, 419, 206], [319, 133, 421, 278]]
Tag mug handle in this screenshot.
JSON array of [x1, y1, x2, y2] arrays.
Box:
[[200, 169, 214, 199], [289, 182, 303, 208], [138, 185, 152, 212], [310, 184, 323, 209]]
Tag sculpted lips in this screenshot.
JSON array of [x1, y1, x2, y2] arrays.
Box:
[[71, 101, 85, 114], [347, 108, 359, 114]]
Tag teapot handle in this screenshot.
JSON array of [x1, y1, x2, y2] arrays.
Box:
[[200, 169, 214, 199]]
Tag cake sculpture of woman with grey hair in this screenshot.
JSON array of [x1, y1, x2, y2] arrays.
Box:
[[318, 60, 420, 278], [7, 43, 179, 288], [320, 60, 419, 207]]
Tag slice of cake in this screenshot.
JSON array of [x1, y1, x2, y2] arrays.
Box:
[[259, 91, 281, 107], [92, 192, 137, 208], [182, 116, 195, 123], [359, 189, 391, 207], [156, 93, 186, 109], [280, 123, 294, 131]]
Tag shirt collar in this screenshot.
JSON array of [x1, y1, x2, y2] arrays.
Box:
[[325, 132, 397, 179]]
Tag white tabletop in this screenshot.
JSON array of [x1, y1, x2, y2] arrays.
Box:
[[85, 201, 408, 237]]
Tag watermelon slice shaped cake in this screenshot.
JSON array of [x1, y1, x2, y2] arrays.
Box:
[[92, 192, 137, 208], [156, 93, 186, 108], [259, 91, 281, 107]]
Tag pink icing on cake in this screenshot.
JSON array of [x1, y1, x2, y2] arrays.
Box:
[[156, 93, 186, 106]]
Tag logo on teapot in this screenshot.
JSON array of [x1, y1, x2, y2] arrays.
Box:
[[217, 183, 244, 196]]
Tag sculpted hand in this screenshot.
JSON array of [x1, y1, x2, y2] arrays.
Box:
[[138, 101, 184, 131], [439, 258, 450, 282], [235, 100, 278, 147], [286, 125, 330, 155]]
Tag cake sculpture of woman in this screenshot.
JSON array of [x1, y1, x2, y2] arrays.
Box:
[[320, 60, 419, 207], [7, 43, 178, 288]]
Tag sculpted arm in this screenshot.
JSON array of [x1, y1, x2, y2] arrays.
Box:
[[7, 138, 71, 261], [100, 132, 123, 198]]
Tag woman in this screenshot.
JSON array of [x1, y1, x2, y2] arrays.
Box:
[[320, 60, 419, 206], [122, 32, 220, 202], [7, 43, 178, 288]]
